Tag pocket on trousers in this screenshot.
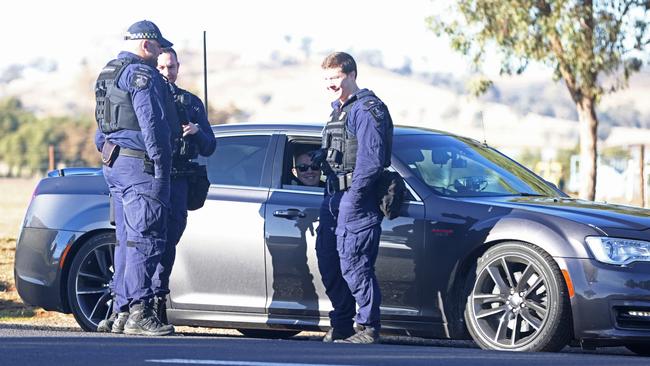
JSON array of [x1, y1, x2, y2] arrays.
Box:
[[337, 230, 362, 260], [123, 182, 167, 239]]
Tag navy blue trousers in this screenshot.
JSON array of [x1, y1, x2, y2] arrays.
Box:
[[104, 156, 169, 309], [316, 192, 383, 330], [152, 177, 188, 297]]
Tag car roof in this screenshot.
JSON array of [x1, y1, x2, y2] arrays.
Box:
[[211, 122, 452, 137]]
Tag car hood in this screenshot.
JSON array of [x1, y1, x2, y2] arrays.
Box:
[[460, 196, 650, 232]]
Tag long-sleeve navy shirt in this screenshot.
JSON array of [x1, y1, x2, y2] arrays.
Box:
[[334, 89, 393, 234], [95, 51, 175, 180]]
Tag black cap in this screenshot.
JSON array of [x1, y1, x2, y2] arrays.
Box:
[[124, 20, 173, 48]]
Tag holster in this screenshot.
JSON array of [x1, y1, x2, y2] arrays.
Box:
[[101, 141, 119, 167]]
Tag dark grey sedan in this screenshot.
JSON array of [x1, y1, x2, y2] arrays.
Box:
[[14, 123, 650, 354]]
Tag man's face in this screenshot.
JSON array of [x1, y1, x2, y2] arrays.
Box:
[[157, 52, 179, 83], [293, 154, 321, 186], [323, 67, 356, 103], [142, 40, 163, 67]]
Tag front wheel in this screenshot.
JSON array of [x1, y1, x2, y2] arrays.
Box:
[[464, 242, 572, 352], [66, 232, 116, 332]]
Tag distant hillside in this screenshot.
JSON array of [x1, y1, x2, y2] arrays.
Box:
[[1, 50, 649, 152]]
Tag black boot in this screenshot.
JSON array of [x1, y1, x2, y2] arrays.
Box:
[[123, 301, 174, 336], [322, 327, 355, 343], [153, 295, 168, 324], [334, 326, 380, 344]]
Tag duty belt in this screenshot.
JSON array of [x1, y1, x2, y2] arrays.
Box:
[[118, 147, 154, 175], [119, 147, 147, 159]]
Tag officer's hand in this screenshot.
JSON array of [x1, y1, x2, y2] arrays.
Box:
[[309, 148, 327, 165], [182, 123, 199, 137]]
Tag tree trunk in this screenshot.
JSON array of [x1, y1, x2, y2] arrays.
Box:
[[576, 96, 598, 201]]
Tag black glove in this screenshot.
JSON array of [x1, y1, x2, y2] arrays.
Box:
[[309, 148, 327, 166]]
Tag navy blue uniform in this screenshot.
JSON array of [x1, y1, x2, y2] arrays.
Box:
[[97, 51, 176, 312], [317, 89, 391, 330], [152, 88, 216, 297]]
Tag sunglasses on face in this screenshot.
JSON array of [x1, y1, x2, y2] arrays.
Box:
[[295, 164, 320, 172]]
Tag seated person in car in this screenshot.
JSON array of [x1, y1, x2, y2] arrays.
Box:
[[289, 152, 325, 187]]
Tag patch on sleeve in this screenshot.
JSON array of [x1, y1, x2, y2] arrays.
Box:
[[131, 72, 150, 90], [363, 99, 386, 123]]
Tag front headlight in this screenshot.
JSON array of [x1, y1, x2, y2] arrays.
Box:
[[585, 236, 650, 265]]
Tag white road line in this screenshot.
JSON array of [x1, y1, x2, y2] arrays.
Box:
[[145, 360, 358, 366]]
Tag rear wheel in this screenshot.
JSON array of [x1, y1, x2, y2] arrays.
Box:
[[464, 241, 572, 352], [238, 329, 300, 339], [66, 232, 116, 332], [626, 344, 650, 356]]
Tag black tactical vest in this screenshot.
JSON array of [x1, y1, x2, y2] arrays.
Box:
[[167, 83, 198, 162], [323, 99, 358, 174], [95, 58, 141, 134], [322, 92, 393, 174]]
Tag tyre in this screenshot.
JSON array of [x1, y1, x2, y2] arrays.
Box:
[[238, 329, 300, 339], [626, 344, 650, 356], [66, 232, 116, 332], [464, 241, 572, 352]]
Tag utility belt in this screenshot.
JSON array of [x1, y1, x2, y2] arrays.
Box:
[[326, 171, 354, 195], [101, 141, 154, 174], [171, 160, 203, 177]]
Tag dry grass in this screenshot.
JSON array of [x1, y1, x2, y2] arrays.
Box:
[[0, 177, 39, 240]]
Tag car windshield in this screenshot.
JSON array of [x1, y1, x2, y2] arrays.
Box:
[[393, 134, 561, 197]]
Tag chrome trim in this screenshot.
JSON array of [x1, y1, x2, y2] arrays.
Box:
[[209, 184, 270, 191], [272, 188, 325, 196]]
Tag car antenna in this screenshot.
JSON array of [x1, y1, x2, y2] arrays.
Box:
[[203, 30, 208, 113], [480, 110, 488, 147]]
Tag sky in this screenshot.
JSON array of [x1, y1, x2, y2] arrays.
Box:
[[1, 0, 480, 75]]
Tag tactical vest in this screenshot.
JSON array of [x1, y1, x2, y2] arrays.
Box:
[[323, 99, 358, 174], [322, 93, 393, 174], [168, 83, 198, 162], [95, 58, 141, 134]]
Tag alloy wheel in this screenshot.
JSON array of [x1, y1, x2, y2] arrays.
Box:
[[469, 253, 551, 349], [73, 240, 115, 328]]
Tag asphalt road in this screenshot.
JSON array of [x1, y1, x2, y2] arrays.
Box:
[[0, 324, 645, 366]]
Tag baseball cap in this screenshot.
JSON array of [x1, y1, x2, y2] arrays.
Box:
[[124, 20, 173, 48]]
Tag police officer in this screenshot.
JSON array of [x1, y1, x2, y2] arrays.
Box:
[[94, 20, 177, 336], [152, 47, 216, 323], [315, 52, 393, 344]]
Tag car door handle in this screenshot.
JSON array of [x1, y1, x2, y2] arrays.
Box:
[[273, 209, 306, 219]]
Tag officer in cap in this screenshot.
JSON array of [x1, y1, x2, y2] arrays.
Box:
[[314, 52, 394, 344], [151, 47, 216, 323], [94, 20, 178, 336]]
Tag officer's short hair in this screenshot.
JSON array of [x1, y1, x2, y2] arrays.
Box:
[[161, 47, 178, 61], [321, 52, 357, 77]]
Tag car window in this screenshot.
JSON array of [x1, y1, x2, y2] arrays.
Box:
[[207, 135, 270, 187], [282, 140, 325, 190], [393, 134, 560, 197]]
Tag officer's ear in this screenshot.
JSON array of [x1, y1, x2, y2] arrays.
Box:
[[349, 70, 357, 81]]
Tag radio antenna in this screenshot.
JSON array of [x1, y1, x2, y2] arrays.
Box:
[[480, 110, 488, 146], [203, 30, 208, 112]]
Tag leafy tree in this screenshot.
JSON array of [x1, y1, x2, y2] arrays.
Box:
[[429, 0, 650, 200]]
